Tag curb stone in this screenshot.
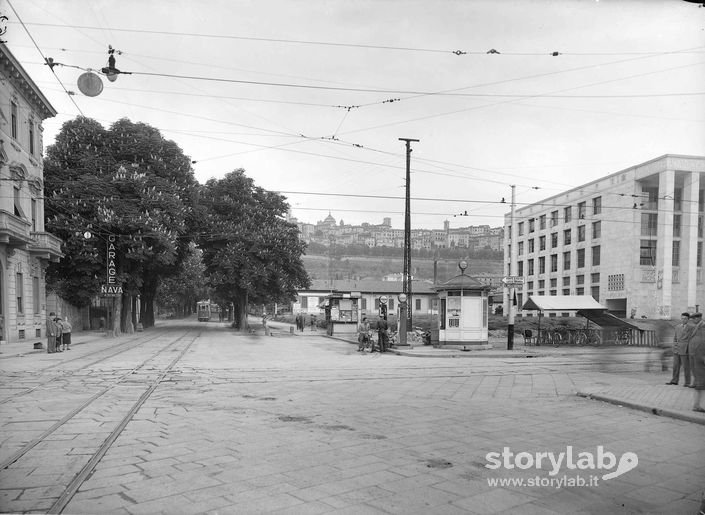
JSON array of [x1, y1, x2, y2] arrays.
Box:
[[576, 391, 705, 426]]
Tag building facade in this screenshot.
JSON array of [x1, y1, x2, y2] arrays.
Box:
[[292, 279, 436, 319], [0, 46, 62, 343], [504, 155, 705, 319]]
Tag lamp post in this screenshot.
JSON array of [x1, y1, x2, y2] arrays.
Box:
[[507, 184, 517, 350], [398, 293, 408, 346]]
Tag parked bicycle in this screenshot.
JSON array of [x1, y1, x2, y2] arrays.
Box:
[[536, 328, 565, 346], [410, 327, 431, 345], [614, 328, 632, 345], [573, 328, 603, 346]]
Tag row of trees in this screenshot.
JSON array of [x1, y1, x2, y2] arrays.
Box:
[[44, 117, 310, 333]]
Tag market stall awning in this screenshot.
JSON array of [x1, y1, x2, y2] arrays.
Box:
[[521, 295, 605, 312], [576, 310, 641, 330], [521, 296, 640, 330]]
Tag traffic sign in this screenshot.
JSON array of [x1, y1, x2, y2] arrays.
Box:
[[502, 276, 525, 287]]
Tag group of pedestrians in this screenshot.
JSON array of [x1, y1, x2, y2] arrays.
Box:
[[46, 311, 72, 354], [357, 316, 390, 353], [666, 311, 705, 413], [295, 313, 316, 331], [295, 313, 306, 331]]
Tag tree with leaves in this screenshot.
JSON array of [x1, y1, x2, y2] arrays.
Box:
[[198, 170, 310, 330], [155, 243, 209, 318], [44, 117, 197, 333]]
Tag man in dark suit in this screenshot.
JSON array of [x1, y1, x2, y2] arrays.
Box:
[[377, 316, 389, 353]]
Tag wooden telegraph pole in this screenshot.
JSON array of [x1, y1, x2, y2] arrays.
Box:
[[399, 138, 419, 342]]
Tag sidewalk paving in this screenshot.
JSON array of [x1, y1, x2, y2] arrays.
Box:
[[0, 330, 105, 358], [325, 330, 705, 427]]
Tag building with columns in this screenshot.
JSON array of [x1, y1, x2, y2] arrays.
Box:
[[0, 46, 62, 343], [504, 155, 705, 319]]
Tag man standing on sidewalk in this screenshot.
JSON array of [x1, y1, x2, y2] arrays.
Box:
[[687, 312, 705, 412], [46, 311, 58, 354], [666, 312, 694, 386], [687, 314, 699, 388], [377, 316, 389, 353]]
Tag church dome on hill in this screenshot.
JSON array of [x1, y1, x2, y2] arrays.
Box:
[[322, 212, 336, 226]]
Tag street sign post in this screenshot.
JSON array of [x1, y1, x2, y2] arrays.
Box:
[[502, 276, 525, 287]]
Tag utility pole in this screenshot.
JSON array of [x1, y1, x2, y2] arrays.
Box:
[[507, 184, 517, 350], [399, 138, 419, 335]]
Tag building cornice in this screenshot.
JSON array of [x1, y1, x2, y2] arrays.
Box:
[[0, 44, 57, 120], [509, 154, 705, 217]]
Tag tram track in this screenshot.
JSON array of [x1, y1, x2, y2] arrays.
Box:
[[0, 329, 175, 406], [47, 331, 199, 514], [0, 329, 200, 514], [166, 360, 652, 387]]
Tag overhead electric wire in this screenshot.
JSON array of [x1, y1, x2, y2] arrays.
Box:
[[30, 70, 704, 102], [12, 21, 705, 57], [510, 99, 705, 124], [339, 57, 705, 136], [5, 0, 85, 116], [32, 51, 703, 173], [354, 46, 705, 109], [36, 47, 705, 100], [32, 0, 312, 142], [21, 23, 701, 198]]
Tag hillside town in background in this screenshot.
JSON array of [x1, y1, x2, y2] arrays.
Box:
[[291, 213, 504, 252]]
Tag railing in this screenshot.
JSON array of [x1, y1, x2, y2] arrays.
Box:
[[599, 328, 659, 346], [0, 210, 31, 235], [534, 327, 658, 347], [29, 231, 63, 258]]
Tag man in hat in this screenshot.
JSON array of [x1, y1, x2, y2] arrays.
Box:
[[687, 312, 705, 412], [377, 315, 389, 353], [666, 312, 694, 385], [46, 311, 58, 353]]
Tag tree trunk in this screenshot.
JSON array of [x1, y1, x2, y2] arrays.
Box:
[[233, 290, 249, 331], [131, 295, 138, 329], [121, 293, 134, 334], [140, 274, 158, 328], [111, 296, 122, 338], [141, 291, 155, 328]]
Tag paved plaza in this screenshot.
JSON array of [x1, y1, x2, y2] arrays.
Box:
[[1, 319, 704, 514]]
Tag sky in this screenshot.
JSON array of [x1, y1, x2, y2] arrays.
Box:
[[3, 0, 704, 230]]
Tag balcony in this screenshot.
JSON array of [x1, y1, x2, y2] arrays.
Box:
[[0, 209, 33, 249], [29, 231, 63, 262]]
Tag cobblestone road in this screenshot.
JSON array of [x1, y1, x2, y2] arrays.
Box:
[[1, 320, 703, 514]]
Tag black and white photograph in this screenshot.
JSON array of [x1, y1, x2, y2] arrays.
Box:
[[0, 0, 704, 513]]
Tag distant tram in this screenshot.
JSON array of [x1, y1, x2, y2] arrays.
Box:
[[197, 300, 212, 322]]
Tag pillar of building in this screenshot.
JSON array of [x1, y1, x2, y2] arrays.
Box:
[[657, 169, 675, 319], [682, 171, 700, 311]]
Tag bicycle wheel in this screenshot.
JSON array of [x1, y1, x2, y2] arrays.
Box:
[[552, 332, 563, 347], [590, 332, 602, 347], [575, 332, 587, 346]]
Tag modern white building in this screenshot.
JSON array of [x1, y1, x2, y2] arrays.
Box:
[[0, 46, 62, 343], [504, 155, 705, 319]]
